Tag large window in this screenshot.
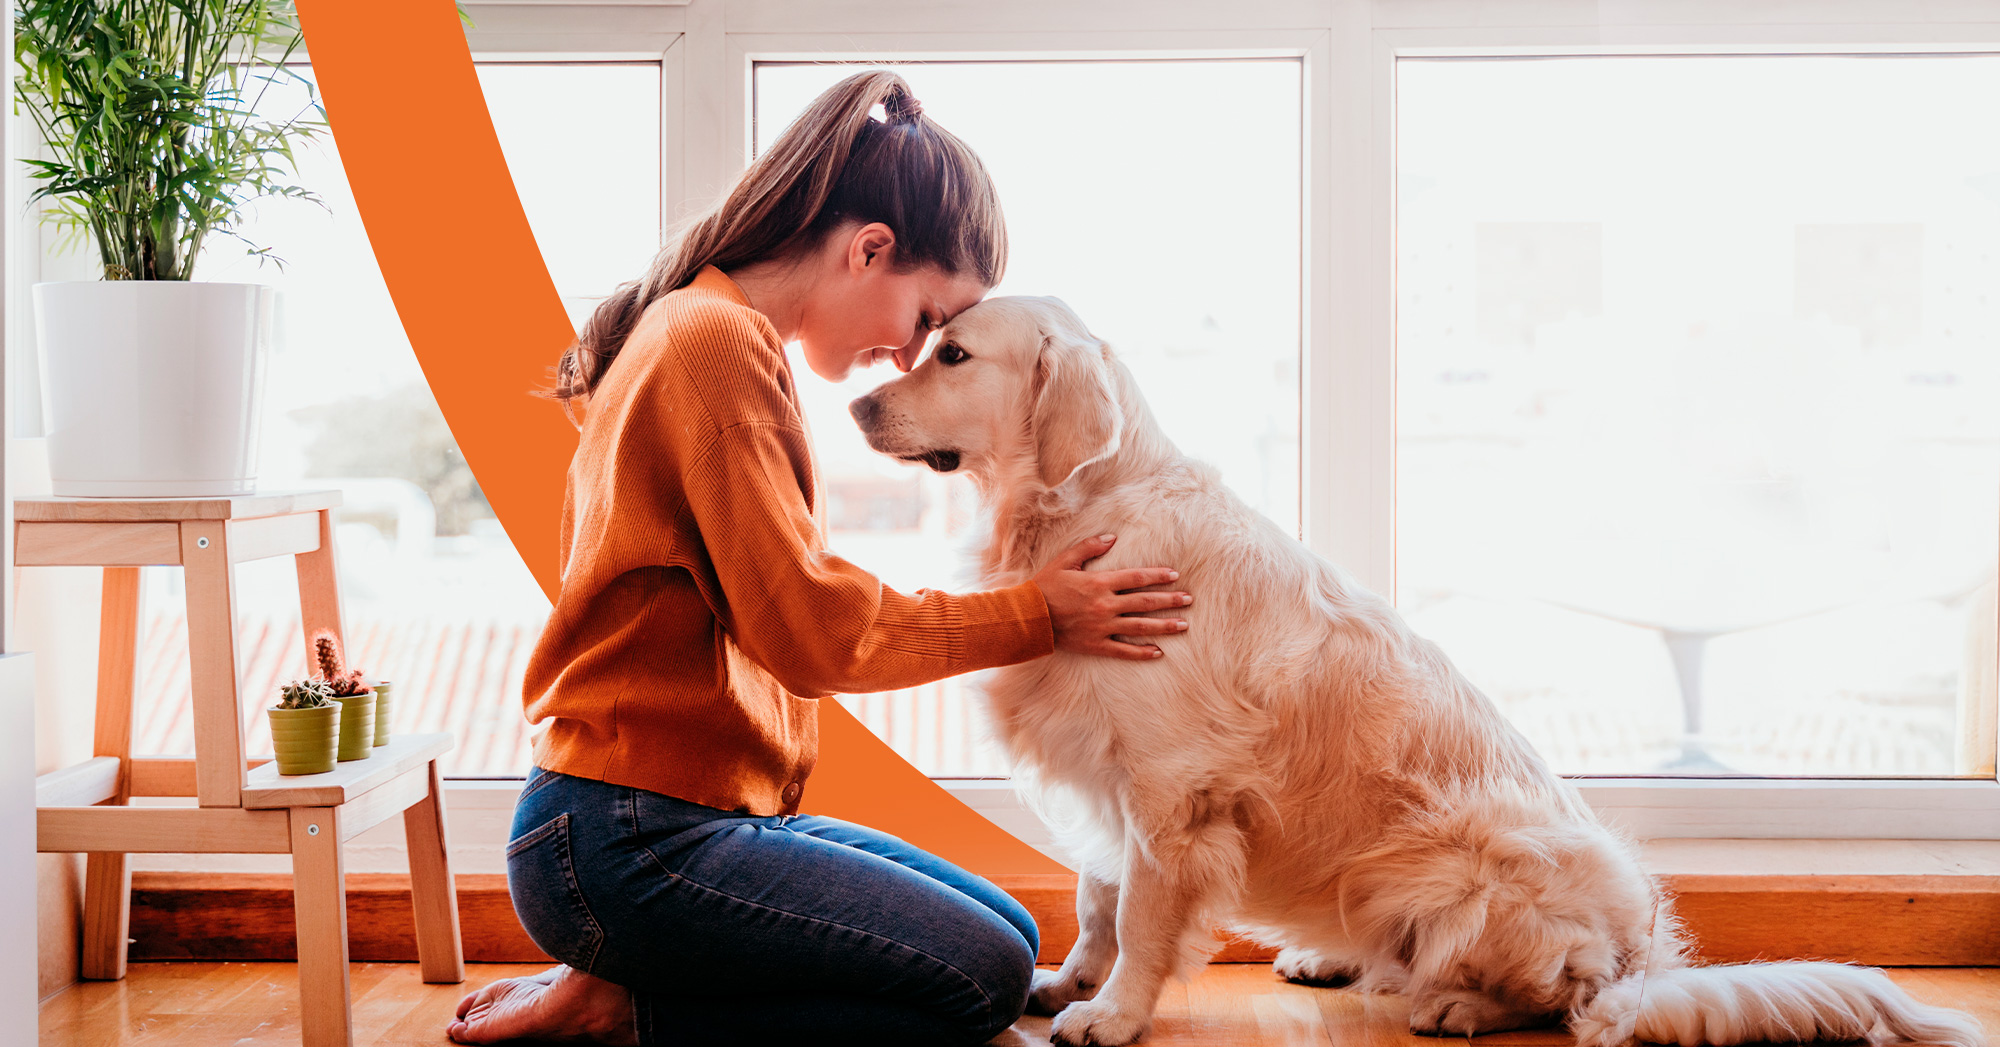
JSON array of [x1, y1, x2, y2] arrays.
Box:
[[756, 60, 1303, 776], [1395, 55, 2000, 777], [26, 0, 1999, 851], [129, 63, 662, 777]]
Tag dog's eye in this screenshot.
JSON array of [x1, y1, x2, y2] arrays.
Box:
[[936, 343, 969, 366]]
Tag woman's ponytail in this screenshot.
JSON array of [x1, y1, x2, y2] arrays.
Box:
[[548, 70, 1005, 405]]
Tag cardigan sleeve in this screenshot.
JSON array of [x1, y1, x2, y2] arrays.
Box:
[[679, 418, 1054, 697]]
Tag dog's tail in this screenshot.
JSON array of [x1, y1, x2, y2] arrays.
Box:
[[1568, 961, 1985, 1047]]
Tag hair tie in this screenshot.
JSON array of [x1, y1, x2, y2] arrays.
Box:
[[886, 94, 924, 122]]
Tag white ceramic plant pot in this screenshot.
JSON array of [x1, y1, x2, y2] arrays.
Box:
[[35, 281, 274, 497]]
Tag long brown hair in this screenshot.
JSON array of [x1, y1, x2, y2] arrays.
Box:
[[549, 70, 1007, 404]]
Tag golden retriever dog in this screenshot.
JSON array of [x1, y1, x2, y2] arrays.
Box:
[[846, 296, 1986, 1047]]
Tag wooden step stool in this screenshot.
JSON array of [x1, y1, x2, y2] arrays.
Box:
[[20, 491, 465, 1047]]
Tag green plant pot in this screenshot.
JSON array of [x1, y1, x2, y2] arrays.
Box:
[[334, 692, 376, 762], [269, 703, 339, 776], [371, 681, 393, 747]]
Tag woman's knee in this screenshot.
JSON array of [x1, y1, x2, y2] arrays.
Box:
[[979, 957, 1035, 1040], [987, 888, 1041, 961], [947, 912, 1037, 1040], [788, 816, 1042, 960]]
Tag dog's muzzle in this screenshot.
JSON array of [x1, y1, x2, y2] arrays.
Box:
[[849, 393, 960, 472], [848, 393, 882, 431]]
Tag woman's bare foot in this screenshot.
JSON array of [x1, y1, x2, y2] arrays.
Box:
[[449, 965, 638, 1045]]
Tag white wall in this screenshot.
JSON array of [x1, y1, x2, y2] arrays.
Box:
[[0, 1, 45, 1026], [0, 654, 38, 1033]]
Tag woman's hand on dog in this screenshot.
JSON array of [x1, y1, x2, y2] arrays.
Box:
[[1034, 534, 1192, 660]]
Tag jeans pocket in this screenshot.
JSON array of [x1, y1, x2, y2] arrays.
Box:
[[505, 813, 605, 973]]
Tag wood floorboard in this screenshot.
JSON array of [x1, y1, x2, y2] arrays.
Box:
[[38, 963, 1996, 1046]]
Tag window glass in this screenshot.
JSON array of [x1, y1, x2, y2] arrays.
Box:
[[131, 64, 661, 777], [756, 61, 1303, 775], [1396, 55, 2000, 776]]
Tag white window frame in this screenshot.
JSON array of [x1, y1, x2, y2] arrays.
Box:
[[1351, 3, 2000, 840], [706, 1, 2000, 846], [84, 0, 2000, 877]]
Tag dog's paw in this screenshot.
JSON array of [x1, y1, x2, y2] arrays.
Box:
[[1410, 990, 1546, 1037], [1049, 998, 1150, 1047], [1273, 947, 1357, 988], [1409, 992, 1477, 1037], [1028, 968, 1099, 1016]]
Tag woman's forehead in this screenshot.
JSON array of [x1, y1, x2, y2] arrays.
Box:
[[928, 270, 990, 319]]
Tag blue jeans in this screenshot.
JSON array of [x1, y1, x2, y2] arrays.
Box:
[[506, 766, 1039, 1046]]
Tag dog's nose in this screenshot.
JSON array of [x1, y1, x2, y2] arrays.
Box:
[[848, 395, 879, 429]]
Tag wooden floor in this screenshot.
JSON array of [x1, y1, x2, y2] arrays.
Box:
[[39, 962, 2000, 1046]]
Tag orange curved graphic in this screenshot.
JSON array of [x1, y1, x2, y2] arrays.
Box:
[[292, 0, 1063, 878]]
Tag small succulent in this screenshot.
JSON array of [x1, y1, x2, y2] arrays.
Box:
[[311, 629, 372, 698], [276, 679, 334, 710]]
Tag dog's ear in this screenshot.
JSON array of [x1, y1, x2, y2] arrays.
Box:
[[1031, 323, 1123, 489]]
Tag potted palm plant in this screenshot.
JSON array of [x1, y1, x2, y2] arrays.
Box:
[[15, 0, 325, 496]]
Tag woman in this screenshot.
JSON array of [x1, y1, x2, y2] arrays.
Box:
[[449, 71, 1191, 1046]]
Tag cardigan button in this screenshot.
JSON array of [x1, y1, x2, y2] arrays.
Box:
[[782, 781, 802, 806]]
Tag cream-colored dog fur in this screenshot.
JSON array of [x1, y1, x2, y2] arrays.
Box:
[[848, 297, 1985, 1047]]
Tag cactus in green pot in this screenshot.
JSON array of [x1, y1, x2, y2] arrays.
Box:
[[276, 679, 334, 709], [269, 679, 338, 775], [313, 630, 375, 762]]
